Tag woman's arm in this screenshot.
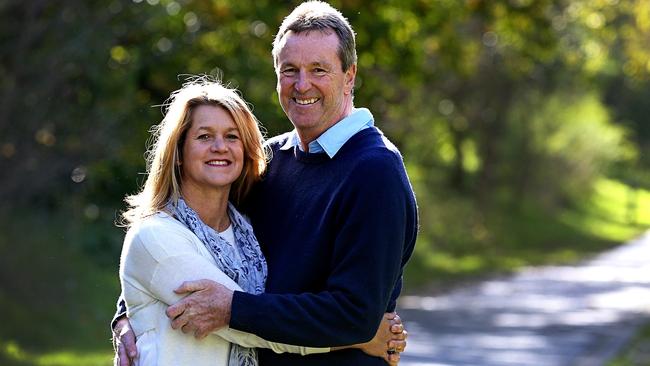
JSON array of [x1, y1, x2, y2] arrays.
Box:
[[121, 221, 329, 355]]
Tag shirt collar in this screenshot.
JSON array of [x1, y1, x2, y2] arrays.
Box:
[[280, 108, 374, 158]]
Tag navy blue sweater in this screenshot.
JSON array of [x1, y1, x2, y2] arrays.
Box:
[[234, 127, 418, 365]]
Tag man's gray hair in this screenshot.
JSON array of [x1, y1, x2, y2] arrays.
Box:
[[272, 1, 357, 71]]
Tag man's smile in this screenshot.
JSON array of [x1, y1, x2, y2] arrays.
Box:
[[294, 97, 320, 105]]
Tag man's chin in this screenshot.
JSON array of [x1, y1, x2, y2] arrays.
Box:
[[288, 116, 317, 130]]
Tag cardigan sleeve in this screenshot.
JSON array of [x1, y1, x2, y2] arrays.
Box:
[[230, 153, 418, 347], [120, 217, 329, 355]]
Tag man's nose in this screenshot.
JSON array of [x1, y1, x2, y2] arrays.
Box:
[[294, 70, 311, 93]]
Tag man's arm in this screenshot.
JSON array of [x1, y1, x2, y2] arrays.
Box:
[[117, 222, 330, 356]]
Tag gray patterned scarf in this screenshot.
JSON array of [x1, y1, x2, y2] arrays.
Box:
[[167, 198, 267, 366]]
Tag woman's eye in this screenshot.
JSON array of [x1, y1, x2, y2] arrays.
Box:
[[226, 133, 240, 140], [197, 134, 210, 140]]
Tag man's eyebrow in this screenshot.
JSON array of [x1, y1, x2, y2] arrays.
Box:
[[278, 61, 333, 68], [311, 61, 332, 68]]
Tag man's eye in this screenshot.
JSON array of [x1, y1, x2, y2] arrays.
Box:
[[282, 68, 296, 75]]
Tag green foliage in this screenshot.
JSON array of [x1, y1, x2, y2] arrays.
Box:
[[405, 178, 650, 289], [502, 91, 633, 207], [1, 0, 650, 358]]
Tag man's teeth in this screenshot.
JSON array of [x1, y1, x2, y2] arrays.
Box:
[[207, 161, 228, 166], [295, 98, 318, 105]]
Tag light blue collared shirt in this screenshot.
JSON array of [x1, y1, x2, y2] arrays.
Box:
[[280, 108, 374, 158]]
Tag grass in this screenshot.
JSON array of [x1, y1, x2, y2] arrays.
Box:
[[563, 178, 650, 241], [0, 340, 112, 366], [608, 320, 650, 366], [0, 207, 121, 366]]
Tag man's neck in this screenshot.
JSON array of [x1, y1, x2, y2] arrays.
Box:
[[297, 107, 354, 152]]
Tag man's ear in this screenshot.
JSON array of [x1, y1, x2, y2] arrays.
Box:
[[344, 64, 357, 95]]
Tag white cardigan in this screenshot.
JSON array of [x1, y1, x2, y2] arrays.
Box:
[[119, 212, 329, 366]]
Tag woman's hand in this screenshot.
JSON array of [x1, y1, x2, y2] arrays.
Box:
[[112, 316, 138, 366], [357, 312, 408, 365]]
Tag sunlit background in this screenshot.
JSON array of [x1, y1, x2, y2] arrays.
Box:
[[1, 0, 649, 364]]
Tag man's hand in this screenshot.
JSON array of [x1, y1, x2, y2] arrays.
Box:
[[166, 279, 234, 339], [357, 312, 408, 365], [112, 316, 137, 366]]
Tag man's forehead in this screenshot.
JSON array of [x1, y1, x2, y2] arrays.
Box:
[[278, 29, 338, 48], [278, 32, 338, 54], [285, 28, 335, 38]]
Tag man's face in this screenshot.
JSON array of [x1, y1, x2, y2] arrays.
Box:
[[275, 30, 356, 145]]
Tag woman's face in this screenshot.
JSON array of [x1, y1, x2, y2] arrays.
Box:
[[180, 104, 244, 195]]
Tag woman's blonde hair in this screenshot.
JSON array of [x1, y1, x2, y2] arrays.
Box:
[[122, 77, 267, 226]]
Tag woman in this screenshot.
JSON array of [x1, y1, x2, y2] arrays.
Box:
[[119, 79, 400, 365]]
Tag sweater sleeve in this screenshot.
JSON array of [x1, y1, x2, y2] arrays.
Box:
[[111, 294, 127, 331], [230, 154, 416, 347], [120, 218, 329, 355]]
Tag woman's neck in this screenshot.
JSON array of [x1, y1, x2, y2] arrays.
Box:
[[180, 185, 231, 232]]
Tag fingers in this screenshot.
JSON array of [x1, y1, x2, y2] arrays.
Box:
[[383, 349, 401, 366], [112, 317, 137, 365], [195, 328, 210, 340], [166, 300, 187, 320], [390, 328, 406, 341], [116, 346, 131, 366], [382, 313, 406, 365], [389, 339, 406, 353], [169, 279, 213, 318], [386, 351, 400, 366], [174, 279, 209, 294], [389, 314, 403, 335], [181, 322, 196, 335], [390, 323, 404, 334], [117, 323, 138, 359], [123, 332, 138, 359], [391, 313, 402, 324], [180, 319, 210, 339], [389, 313, 403, 335], [170, 309, 190, 330], [386, 313, 407, 364]]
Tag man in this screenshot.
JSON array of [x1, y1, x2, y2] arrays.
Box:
[[113, 2, 417, 365]]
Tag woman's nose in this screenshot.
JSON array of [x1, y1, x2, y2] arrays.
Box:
[[211, 137, 227, 152]]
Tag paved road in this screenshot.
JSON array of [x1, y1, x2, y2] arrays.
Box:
[[398, 231, 650, 366]]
